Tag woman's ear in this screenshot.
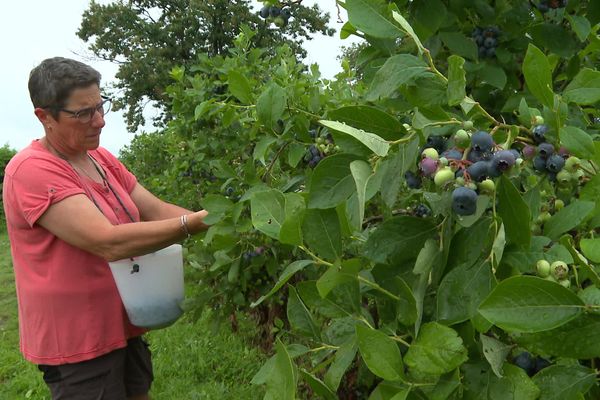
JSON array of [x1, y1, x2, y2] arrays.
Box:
[[34, 107, 54, 129]]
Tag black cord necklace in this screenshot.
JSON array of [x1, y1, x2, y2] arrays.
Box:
[[43, 138, 136, 223]]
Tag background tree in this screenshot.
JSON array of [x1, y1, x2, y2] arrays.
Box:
[[77, 0, 334, 131]]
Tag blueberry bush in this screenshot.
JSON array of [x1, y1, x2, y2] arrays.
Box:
[[120, 0, 600, 398]]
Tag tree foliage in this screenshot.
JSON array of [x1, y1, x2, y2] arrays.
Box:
[[120, 0, 600, 398], [77, 0, 334, 131]]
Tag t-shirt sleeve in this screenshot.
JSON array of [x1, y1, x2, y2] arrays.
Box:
[[94, 147, 138, 193], [6, 157, 85, 227]]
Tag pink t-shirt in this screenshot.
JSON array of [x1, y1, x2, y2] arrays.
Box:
[[3, 140, 145, 365]]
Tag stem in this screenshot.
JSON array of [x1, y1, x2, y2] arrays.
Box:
[[423, 48, 448, 83], [391, 335, 411, 347], [357, 276, 401, 301], [298, 245, 333, 266], [262, 141, 290, 182], [389, 133, 417, 146]]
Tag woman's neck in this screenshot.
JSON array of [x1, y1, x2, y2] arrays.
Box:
[[41, 137, 88, 164]]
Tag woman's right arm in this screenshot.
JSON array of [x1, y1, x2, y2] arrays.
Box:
[[36, 194, 208, 261]]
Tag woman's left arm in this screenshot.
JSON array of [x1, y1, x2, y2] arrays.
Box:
[[130, 183, 194, 221]]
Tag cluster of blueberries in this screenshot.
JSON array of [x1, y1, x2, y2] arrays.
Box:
[[404, 120, 582, 217], [406, 130, 520, 216], [513, 351, 552, 377], [471, 26, 500, 59], [259, 5, 292, 27], [242, 246, 265, 262], [537, 0, 568, 12], [304, 131, 336, 168]]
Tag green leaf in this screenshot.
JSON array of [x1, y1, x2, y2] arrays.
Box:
[[532, 365, 596, 400], [391, 10, 425, 54], [346, 0, 404, 39], [497, 175, 531, 249], [580, 238, 600, 263], [380, 137, 420, 208], [566, 15, 592, 42], [366, 54, 432, 101], [437, 261, 496, 326], [227, 70, 252, 104], [279, 193, 305, 246], [250, 260, 313, 307], [560, 126, 595, 159], [364, 216, 437, 264], [523, 44, 554, 108], [447, 55, 466, 106], [319, 120, 390, 157], [317, 259, 361, 299], [307, 153, 360, 209], [349, 160, 371, 225], [563, 68, 600, 105], [480, 334, 512, 378], [300, 370, 337, 400], [404, 322, 468, 375], [250, 189, 285, 239], [327, 106, 405, 141], [543, 200, 595, 240], [356, 323, 404, 381], [478, 276, 584, 333], [258, 339, 297, 400], [253, 136, 277, 165], [257, 82, 286, 130], [479, 64, 507, 90], [324, 339, 357, 391], [287, 286, 320, 339], [369, 381, 410, 400], [530, 23, 579, 58], [302, 208, 342, 261], [439, 32, 478, 61], [395, 278, 418, 327], [200, 194, 234, 225], [489, 364, 541, 400], [515, 314, 600, 359]]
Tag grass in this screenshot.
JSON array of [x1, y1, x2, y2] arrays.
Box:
[[0, 229, 266, 399]]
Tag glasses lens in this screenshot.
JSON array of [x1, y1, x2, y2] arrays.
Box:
[[77, 109, 94, 124]]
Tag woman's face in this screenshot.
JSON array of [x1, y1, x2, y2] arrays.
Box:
[[47, 84, 106, 153]]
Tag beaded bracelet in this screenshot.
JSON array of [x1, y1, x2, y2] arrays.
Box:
[[180, 214, 191, 238]]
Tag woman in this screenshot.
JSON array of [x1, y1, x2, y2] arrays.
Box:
[[3, 57, 209, 399]]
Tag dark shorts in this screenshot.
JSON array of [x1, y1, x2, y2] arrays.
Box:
[[37, 336, 153, 400]]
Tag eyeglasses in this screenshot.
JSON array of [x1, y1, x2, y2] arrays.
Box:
[[59, 96, 112, 124]]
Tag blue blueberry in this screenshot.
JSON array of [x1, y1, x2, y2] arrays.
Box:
[[452, 187, 478, 216]]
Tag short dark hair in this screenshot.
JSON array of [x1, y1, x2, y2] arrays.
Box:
[[28, 57, 102, 119]]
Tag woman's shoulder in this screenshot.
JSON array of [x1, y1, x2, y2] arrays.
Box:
[[89, 146, 120, 166], [5, 140, 66, 176]]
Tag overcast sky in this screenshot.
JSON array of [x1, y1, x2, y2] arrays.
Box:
[[0, 1, 359, 155]]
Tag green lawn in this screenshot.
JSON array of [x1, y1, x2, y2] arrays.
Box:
[[0, 230, 266, 399]]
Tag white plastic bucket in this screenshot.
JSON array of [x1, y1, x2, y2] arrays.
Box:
[[108, 244, 184, 329]]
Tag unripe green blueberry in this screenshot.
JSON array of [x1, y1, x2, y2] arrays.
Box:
[[550, 261, 569, 280], [556, 170, 572, 186], [558, 279, 571, 288], [536, 211, 551, 224], [454, 129, 470, 147], [573, 169, 585, 182], [534, 115, 545, 125], [438, 157, 449, 166], [478, 179, 495, 193], [455, 176, 465, 186], [564, 156, 581, 173], [422, 147, 439, 160], [466, 182, 478, 191], [434, 167, 455, 186], [403, 123, 412, 131], [463, 120, 474, 130], [536, 259, 551, 278], [334, 145, 340, 152], [316, 137, 324, 144], [554, 199, 564, 211]]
